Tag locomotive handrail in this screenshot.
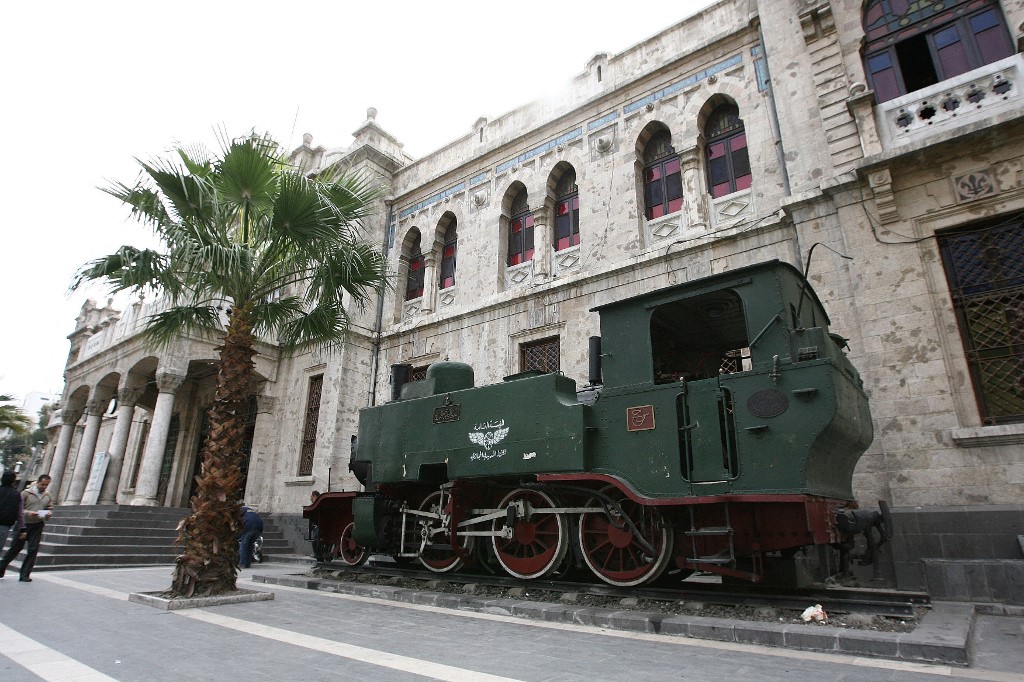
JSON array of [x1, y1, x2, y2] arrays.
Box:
[[748, 311, 783, 348]]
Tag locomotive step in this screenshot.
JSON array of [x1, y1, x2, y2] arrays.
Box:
[[686, 556, 734, 565], [685, 526, 733, 536]]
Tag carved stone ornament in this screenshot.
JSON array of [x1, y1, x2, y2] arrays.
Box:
[[595, 137, 612, 153], [117, 386, 145, 408], [954, 169, 998, 204], [472, 191, 487, 207], [646, 102, 655, 112], [60, 407, 84, 425], [707, 75, 717, 84], [849, 81, 868, 97], [868, 166, 900, 225], [85, 397, 108, 416]]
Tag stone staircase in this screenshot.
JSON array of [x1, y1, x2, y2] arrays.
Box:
[[2, 505, 297, 572]]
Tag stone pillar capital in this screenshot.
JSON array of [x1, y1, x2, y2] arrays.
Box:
[[59, 407, 83, 425], [676, 145, 701, 166], [117, 386, 145, 407], [85, 397, 108, 416], [156, 371, 187, 394]]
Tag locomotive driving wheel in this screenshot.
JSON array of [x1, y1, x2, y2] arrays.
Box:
[[491, 488, 569, 579], [337, 521, 369, 567], [579, 486, 674, 587], [417, 490, 474, 573]]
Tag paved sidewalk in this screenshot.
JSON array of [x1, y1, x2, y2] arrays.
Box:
[[0, 562, 1021, 681]]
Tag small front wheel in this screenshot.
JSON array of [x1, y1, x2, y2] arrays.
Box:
[[338, 522, 369, 567]]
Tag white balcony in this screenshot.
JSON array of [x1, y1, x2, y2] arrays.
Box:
[[875, 54, 1023, 151]]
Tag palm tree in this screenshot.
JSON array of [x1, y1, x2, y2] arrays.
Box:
[[0, 395, 32, 434], [72, 133, 390, 597]]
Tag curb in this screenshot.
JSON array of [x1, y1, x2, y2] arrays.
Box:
[[252, 574, 972, 666]]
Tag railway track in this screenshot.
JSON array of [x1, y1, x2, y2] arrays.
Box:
[[313, 560, 929, 618]]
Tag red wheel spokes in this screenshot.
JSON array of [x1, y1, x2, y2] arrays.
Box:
[[579, 486, 674, 587], [418, 490, 473, 573], [492, 488, 568, 579], [338, 522, 369, 567]]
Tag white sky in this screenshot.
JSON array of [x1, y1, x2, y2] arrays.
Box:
[[0, 0, 716, 405]]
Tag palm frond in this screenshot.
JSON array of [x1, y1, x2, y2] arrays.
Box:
[[70, 246, 175, 296], [0, 395, 33, 435], [102, 182, 173, 232], [140, 305, 223, 349], [276, 303, 351, 355]]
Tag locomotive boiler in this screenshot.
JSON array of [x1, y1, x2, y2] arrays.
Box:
[[305, 260, 874, 586]]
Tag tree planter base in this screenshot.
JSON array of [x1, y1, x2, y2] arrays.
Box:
[[129, 589, 274, 611]]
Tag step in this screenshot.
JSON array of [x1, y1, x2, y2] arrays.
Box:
[[685, 526, 733, 536]]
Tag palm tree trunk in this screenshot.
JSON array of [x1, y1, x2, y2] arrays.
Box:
[[171, 304, 257, 597]]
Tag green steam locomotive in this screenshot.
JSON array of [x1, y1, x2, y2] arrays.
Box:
[[305, 260, 874, 585]]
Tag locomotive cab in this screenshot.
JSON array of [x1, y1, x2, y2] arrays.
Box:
[[591, 260, 872, 500]]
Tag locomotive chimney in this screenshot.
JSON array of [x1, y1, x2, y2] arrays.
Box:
[[588, 336, 602, 385], [391, 363, 413, 401]]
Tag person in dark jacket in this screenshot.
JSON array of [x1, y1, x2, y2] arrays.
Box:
[[0, 473, 52, 581], [0, 470, 26, 563], [238, 505, 264, 569]]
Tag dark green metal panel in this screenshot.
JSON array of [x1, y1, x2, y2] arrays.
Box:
[[358, 372, 586, 485]]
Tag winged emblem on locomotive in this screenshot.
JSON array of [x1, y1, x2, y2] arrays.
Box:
[[468, 427, 509, 451]]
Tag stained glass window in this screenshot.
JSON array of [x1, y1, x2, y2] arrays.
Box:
[[554, 169, 580, 251], [705, 104, 751, 199], [508, 189, 534, 266], [862, 1, 1012, 103], [643, 131, 683, 219], [405, 232, 424, 300]]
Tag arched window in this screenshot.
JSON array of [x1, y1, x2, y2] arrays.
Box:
[[439, 221, 457, 289], [508, 190, 534, 266], [405, 231, 424, 300], [863, 0, 1013, 103], [643, 131, 683, 220], [705, 104, 751, 199], [554, 169, 580, 251]]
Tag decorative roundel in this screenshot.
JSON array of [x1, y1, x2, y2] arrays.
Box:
[[747, 389, 789, 418]]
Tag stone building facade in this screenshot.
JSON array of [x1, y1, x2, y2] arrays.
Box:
[[46, 0, 1023, 595]]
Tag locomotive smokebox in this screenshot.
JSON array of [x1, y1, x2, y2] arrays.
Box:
[[391, 363, 413, 402], [588, 336, 602, 385]]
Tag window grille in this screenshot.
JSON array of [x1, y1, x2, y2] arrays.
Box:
[[409, 365, 430, 382], [705, 104, 752, 199], [938, 218, 1024, 424], [298, 375, 324, 476], [440, 222, 457, 289], [406, 233, 425, 300], [508, 190, 535, 266], [643, 130, 683, 219], [554, 169, 580, 251], [521, 337, 560, 373], [156, 414, 180, 504]]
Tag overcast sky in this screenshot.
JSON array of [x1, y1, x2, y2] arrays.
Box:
[[0, 0, 716, 405]]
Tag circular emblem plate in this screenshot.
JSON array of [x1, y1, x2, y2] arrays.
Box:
[[746, 389, 789, 418]]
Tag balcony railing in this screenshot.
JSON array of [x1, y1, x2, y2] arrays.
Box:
[[875, 54, 1023, 151]]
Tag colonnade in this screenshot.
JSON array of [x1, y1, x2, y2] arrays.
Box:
[[44, 369, 187, 507]]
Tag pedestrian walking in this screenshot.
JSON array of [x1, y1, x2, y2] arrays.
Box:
[[238, 505, 263, 569], [0, 470, 26, 559], [0, 473, 53, 582]]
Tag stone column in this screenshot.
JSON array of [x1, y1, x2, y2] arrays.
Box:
[[63, 397, 108, 504], [46, 407, 83, 499], [678, 146, 707, 231], [532, 203, 552, 282], [421, 254, 437, 313], [98, 386, 144, 504], [133, 371, 186, 506]]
